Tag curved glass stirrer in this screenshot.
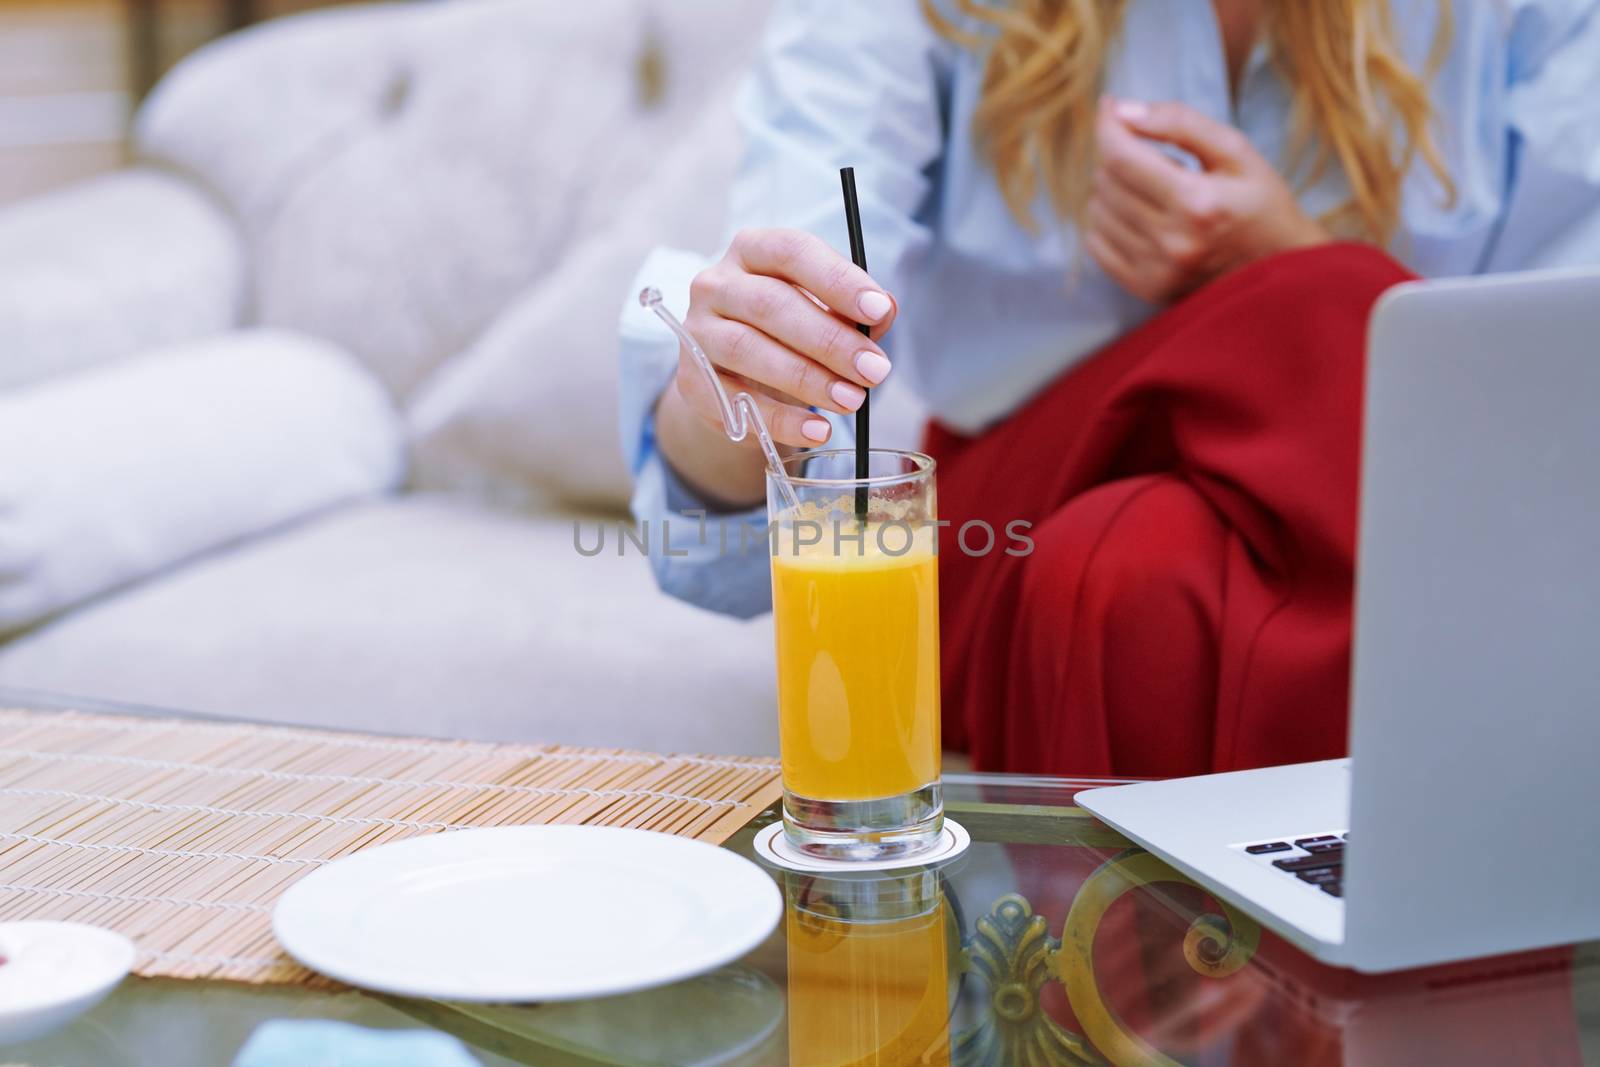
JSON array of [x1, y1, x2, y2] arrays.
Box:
[[639, 287, 802, 513]]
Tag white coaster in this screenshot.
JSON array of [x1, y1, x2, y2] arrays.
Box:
[[752, 819, 970, 874]]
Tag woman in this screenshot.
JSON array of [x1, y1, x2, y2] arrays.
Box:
[[617, 0, 1600, 778]]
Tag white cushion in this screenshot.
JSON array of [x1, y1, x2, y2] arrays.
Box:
[[0, 168, 242, 390], [0, 329, 403, 633], [135, 3, 414, 235], [137, 0, 770, 400], [405, 96, 747, 511], [0, 495, 779, 756]]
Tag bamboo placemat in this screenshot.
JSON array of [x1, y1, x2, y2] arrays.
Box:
[[0, 707, 781, 987]]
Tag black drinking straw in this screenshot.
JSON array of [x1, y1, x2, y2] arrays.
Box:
[[839, 167, 871, 522]]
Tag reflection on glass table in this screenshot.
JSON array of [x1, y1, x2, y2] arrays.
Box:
[[783, 864, 952, 1064], [3, 689, 1597, 1066], [448, 781, 1598, 1067], [391, 777, 1600, 1066]]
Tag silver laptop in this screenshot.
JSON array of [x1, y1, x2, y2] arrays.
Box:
[[1078, 267, 1600, 973]]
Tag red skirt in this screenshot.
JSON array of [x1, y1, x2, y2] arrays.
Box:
[[926, 243, 1415, 777]]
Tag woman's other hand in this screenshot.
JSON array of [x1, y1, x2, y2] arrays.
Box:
[[1086, 97, 1329, 303]]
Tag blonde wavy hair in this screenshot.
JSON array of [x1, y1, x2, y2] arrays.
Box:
[[922, 0, 1456, 243]]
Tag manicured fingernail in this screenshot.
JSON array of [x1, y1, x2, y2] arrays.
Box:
[[1116, 100, 1148, 122], [857, 290, 893, 323], [855, 351, 891, 385], [801, 418, 831, 442], [829, 381, 866, 411]]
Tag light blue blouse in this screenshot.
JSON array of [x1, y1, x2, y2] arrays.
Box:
[[618, 0, 1600, 619]]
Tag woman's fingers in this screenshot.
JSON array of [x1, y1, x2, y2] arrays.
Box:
[[677, 360, 833, 448], [707, 273, 889, 389], [865, 291, 898, 344], [1092, 164, 1168, 237], [730, 227, 895, 330], [1095, 97, 1188, 209], [1083, 227, 1149, 302], [741, 380, 835, 447], [1086, 191, 1156, 264], [701, 316, 868, 415], [677, 226, 896, 451], [794, 284, 899, 346], [1113, 98, 1251, 172]]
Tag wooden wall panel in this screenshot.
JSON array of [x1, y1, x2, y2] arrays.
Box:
[[0, 2, 128, 204], [0, 0, 364, 205]]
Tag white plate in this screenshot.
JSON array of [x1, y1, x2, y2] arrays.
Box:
[[272, 826, 781, 1002], [0, 921, 136, 1046]]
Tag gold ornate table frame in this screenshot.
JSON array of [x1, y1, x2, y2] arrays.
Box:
[[954, 853, 1260, 1066]]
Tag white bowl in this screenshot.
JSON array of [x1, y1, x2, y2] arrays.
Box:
[[0, 922, 137, 1046]]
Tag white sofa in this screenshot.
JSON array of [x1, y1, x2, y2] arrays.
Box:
[[0, 0, 794, 755]]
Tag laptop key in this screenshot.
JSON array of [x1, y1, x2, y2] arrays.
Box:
[[1274, 853, 1344, 873], [1245, 841, 1292, 855], [1297, 869, 1338, 885], [1303, 841, 1345, 855], [1294, 835, 1340, 848], [1320, 882, 1344, 898]]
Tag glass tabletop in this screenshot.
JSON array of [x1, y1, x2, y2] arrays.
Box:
[[3, 688, 1597, 1066]]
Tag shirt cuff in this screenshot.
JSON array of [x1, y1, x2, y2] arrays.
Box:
[[629, 450, 774, 619], [618, 247, 707, 476]]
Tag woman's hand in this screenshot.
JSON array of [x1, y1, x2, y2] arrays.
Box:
[[677, 228, 896, 447], [654, 228, 897, 508], [1086, 97, 1329, 304]]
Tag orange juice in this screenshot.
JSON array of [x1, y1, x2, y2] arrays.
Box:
[[771, 523, 940, 803]]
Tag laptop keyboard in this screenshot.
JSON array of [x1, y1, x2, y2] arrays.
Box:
[[1238, 832, 1349, 898]]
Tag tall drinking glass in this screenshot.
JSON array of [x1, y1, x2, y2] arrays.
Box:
[[766, 449, 942, 859]]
